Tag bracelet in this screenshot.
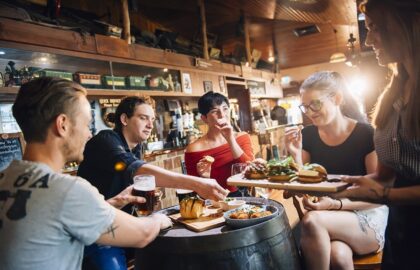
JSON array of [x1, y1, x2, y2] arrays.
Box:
[[336, 199, 343, 210], [382, 186, 391, 204]]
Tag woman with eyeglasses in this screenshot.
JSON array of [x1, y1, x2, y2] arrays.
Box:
[[184, 91, 255, 197], [333, 0, 420, 269], [285, 71, 388, 270]]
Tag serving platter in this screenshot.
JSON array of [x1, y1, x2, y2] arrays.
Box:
[[227, 173, 350, 194], [168, 206, 225, 232], [223, 205, 279, 228]]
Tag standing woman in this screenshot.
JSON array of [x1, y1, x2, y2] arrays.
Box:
[[185, 91, 254, 197], [335, 0, 420, 269], [285, 71, 388, 270]]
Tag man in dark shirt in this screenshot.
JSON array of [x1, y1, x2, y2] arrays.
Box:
[[78, 128, 145, 208], [79, 96, 228, 270]]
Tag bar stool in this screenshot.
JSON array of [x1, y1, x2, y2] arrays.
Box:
[[353, 251, 382, 270]]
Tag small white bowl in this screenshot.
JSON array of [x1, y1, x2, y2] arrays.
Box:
[[218, 200, 230, 211], [210, 200, 221, 208], [227, 200, 246, 210]]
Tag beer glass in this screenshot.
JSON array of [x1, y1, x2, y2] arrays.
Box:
[[231, 163, 248, 197], [132, 174, 156, 216], [176, 189, 196, 203], [231, 163, 247, 176]]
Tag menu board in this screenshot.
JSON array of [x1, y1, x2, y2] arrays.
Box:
[[0, 133, 23, 171]]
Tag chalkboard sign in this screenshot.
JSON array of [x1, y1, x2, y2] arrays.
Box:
[[0, 133, 24, 171]]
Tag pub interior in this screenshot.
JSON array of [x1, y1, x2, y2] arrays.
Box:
[[1, 0, 418, 270]]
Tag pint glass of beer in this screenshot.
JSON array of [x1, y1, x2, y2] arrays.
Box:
[[176, 189, 196, 203], [132, 174, 156, 216]]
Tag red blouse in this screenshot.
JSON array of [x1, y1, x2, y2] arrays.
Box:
[[184, 134, 254, 192]]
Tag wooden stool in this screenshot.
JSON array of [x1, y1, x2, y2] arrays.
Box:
[[353, 251, 382, 270], [127, 258, 135, 270]]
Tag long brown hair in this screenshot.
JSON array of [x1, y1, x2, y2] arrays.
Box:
[[361, 0, 420, 138]]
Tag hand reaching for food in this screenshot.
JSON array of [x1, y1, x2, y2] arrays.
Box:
[[151, 213, 173, 230], [197, 155, 215, 178], [284, 125, 303, 160]]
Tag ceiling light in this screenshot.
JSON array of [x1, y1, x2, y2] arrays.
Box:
[[0, 51, 5, 55], [293, 24, 320, 37], [163, 68, 168, 72]]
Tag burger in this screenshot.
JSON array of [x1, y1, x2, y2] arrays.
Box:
[[297, 163, 328, 183], [267, 156, 299, 182], [244, 158, 267, 179]]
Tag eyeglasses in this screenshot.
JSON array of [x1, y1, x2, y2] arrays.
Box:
[[298, 93, 335, 114]]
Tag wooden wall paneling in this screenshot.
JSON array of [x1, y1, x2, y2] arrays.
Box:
[[273, 22, 354, 69], [200, 73, 221, 93], [186, 71, 204, 96], [0, 18, 249, 79], [0, 18, 284, 101], [0, 18, 97, 53], [95, 34, 130, 58], [131, 43, 188, 66]]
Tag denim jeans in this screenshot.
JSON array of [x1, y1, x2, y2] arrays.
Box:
[[84, 244, 127, 270]]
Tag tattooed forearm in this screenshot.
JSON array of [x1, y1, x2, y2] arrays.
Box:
[[105, 224, 119, 238]]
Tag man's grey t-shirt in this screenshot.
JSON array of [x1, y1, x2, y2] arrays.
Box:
[[0, 160, 116, 270]]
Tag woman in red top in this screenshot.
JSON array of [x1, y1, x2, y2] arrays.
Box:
[[185, 91, 254, 196]]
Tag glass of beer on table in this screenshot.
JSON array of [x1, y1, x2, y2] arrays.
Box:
[[132, 174, 156, 216], [176, 189, 196, 203]]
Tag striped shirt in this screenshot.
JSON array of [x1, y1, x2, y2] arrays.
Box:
[[374, 98, 420, 181]]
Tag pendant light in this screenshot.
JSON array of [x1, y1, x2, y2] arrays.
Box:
[[330, 28, 346, 63]]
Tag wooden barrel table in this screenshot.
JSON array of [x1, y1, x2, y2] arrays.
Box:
[[135, 197, 302, 270]]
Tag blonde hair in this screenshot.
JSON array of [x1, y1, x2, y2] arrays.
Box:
[[300, 71, 367, 123]]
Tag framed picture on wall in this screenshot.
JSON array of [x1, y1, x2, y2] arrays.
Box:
[[203, 81, 213, 93], [182, 73, 192, 94], [219, 76, 226, 94]]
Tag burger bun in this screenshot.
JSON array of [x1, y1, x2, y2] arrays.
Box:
[[268, 174, 295, 182], [244, 172, 266, 180], [297, 175, 324, 183]]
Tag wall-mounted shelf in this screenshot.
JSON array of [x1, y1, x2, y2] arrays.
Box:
[[0, 87, 202, 98], [0, 17, 283, 101]]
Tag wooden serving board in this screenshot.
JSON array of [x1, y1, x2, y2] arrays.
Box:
[[169, 207, 225, 232], [227, 174, 351, 194]]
